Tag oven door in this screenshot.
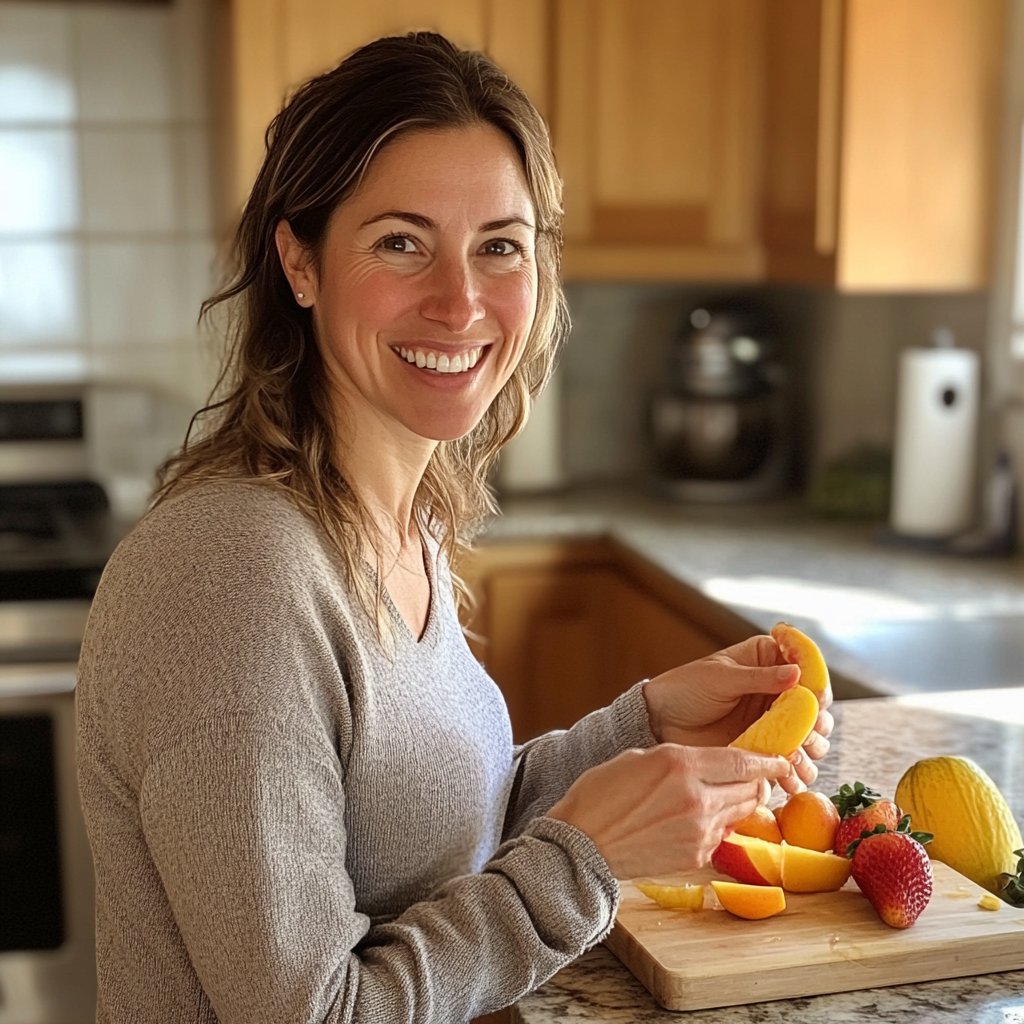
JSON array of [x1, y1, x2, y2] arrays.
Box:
[[0, 665, 96, 1024]]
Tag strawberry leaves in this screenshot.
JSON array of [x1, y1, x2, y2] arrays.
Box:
[[831, 781, 883, 819], [844, 814, 933, 858], [998, 848, 1024, 907]]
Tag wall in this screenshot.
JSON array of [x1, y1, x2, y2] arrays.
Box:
[[557, 281, 989, 491], [0, 0, 221, 510]]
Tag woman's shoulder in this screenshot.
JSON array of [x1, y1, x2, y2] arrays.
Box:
[[107, 479, 336, 592]]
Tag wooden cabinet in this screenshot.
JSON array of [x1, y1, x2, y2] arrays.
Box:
[[554, 0, 766, 282], [227, 0, 1007, 289], [227, 0, 550, 213], [459, 537, 754, 742], [763, 0, 1006, 291]]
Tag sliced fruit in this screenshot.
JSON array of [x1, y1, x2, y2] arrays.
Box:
[[780, 843, 852, 892], [831, 782, 903, 857], [849, 828, 933, 929], [711, 880, 786, 920], [776, 791, 841, 852], [634, 881, 705, 910], [729, 685, 819, 758], [711, 832, 783, 887], [978, 893, 1003, 911], [896, 756, 1024, 895], [771, 622, 830, 694], [732, 804, 784, 844]]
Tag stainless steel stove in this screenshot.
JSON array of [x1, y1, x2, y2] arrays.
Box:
[[0, 387, 118, 1023]]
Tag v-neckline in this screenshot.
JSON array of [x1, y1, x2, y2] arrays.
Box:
[[379, 537, 437, 646]]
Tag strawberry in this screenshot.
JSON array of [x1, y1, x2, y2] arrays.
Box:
[[848, 816, 934, 929], [831, 782, 902, 857]]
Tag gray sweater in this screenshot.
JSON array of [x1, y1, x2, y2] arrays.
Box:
[[76, 482, 656, 1023]]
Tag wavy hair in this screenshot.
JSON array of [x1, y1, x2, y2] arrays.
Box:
[[154, 32, 568, 644]]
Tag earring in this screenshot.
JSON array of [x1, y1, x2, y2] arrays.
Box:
[[296, 292, 305, 301]]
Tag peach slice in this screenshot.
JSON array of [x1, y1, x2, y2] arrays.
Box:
[[780, 843, 852, 892], [634, 881, 706, 910], [732, 804, 784, 845], [711, 832, 783, 887], [729, 684, 819, 758], [711, 880, 786, 920], [772, 622, 830, 695]]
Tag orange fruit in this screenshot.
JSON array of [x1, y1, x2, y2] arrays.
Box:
[[732, 804, 784, 844], [776, 791, 840, 852], [710, 880, 786, 920]]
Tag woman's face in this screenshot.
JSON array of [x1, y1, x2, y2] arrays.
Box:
[[278, 124, 539, 445]]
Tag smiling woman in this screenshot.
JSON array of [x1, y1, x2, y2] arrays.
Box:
[[75, 31, 828, 1024]]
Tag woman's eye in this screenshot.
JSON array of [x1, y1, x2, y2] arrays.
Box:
[[380, 234, 419, 253], [481, 238, 522, 257]]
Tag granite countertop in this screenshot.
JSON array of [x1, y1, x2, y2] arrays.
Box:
[[483, 487, 1024, 697], [513, 688, 1024, 1024]]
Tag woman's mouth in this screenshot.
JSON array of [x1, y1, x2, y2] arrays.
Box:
[[392, 345, 487, 374]]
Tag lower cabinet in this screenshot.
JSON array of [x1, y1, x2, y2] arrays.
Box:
[[460, 537, 755, 742]]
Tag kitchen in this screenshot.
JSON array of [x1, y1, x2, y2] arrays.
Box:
[[1, 1, 1023, 1022]]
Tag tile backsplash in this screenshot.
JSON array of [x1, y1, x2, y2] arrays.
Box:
[[0, 0, 218, 421]]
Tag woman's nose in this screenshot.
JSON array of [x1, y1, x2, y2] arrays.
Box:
[[419, 256, 486, 334]]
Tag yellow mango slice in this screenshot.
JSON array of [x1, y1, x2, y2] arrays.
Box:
[[711, 880, 786, 920], [729, 685, 819, 758], [634, 881, 706, 910], [780, 843, 852, 892], [771, 622, 830, 695]]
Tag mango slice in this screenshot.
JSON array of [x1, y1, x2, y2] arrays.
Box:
[[634, 881, 706, 910], [779, 843, 852, 892], [729, 684, 819, 758], [771, 622, 830, 695], [711, 880, 786, 920]]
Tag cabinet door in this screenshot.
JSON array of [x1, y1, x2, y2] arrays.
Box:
[[485, 566, 615, 742], [604, 573, 721, 686], [764, 0, 1006, 291], [228, 0, 549, 212], [555, 0, 765, 281]]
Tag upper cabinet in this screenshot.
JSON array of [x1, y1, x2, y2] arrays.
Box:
[[227, 0, 1007, 290], [764, 0, 1007, 291], [227, 0, 551, 217], [553, 0, 765, 282]]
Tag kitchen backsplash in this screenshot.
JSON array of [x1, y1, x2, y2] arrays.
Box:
[[559, 282, 989, 490], [0, 0, 219, 413]]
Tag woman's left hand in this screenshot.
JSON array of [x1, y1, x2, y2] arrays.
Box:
[[642, 635, 833, 795]]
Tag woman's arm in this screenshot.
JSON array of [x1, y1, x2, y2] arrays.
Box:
[[138, 717, 616, 1024]]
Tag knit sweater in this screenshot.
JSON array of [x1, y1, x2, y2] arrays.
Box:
[[76, 482, 657, 1024]]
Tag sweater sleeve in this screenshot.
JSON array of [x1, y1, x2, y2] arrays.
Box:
[[502, 682, 659, 840], [140, 717, 618, 1024]]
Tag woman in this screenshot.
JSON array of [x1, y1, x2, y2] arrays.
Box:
[[76, 32, 831, 1024]]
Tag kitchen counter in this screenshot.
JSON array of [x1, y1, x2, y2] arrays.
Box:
[[483, 488, 1024, 696], [513, 688, 1024, 1023]]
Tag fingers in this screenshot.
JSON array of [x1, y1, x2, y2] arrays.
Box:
[[684, 745, 792, 786], [802, 729, 830, 762]]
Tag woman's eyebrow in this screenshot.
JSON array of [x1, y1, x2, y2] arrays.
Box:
[[360, 211, 536, 232]]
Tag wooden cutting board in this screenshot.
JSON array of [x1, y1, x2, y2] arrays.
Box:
[[605, 862, 1024, 1012]]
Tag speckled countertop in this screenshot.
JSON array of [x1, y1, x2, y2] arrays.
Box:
[[513, 689, 1024, 1024], [483, 488, 1024, 696]]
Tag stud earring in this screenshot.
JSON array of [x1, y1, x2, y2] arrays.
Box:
[[296, 292, 305, 301]]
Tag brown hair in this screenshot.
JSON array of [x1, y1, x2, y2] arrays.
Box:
[[154, 32, 568, 642]]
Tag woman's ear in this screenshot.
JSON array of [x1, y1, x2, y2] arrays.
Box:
[[275, 220, 316, 307]]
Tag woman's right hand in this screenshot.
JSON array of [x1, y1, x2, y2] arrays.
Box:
[[546, 744, 791, 880]]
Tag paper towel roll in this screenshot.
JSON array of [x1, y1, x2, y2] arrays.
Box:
[[890, 347, 979, 537], [497, 372, 563, 492]]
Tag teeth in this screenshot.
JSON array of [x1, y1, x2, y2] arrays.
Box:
[[396, 347, 484, 373]]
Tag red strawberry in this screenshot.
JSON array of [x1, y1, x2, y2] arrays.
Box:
[[848, 820, 934, 929], [831, 782, 902, 857]]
